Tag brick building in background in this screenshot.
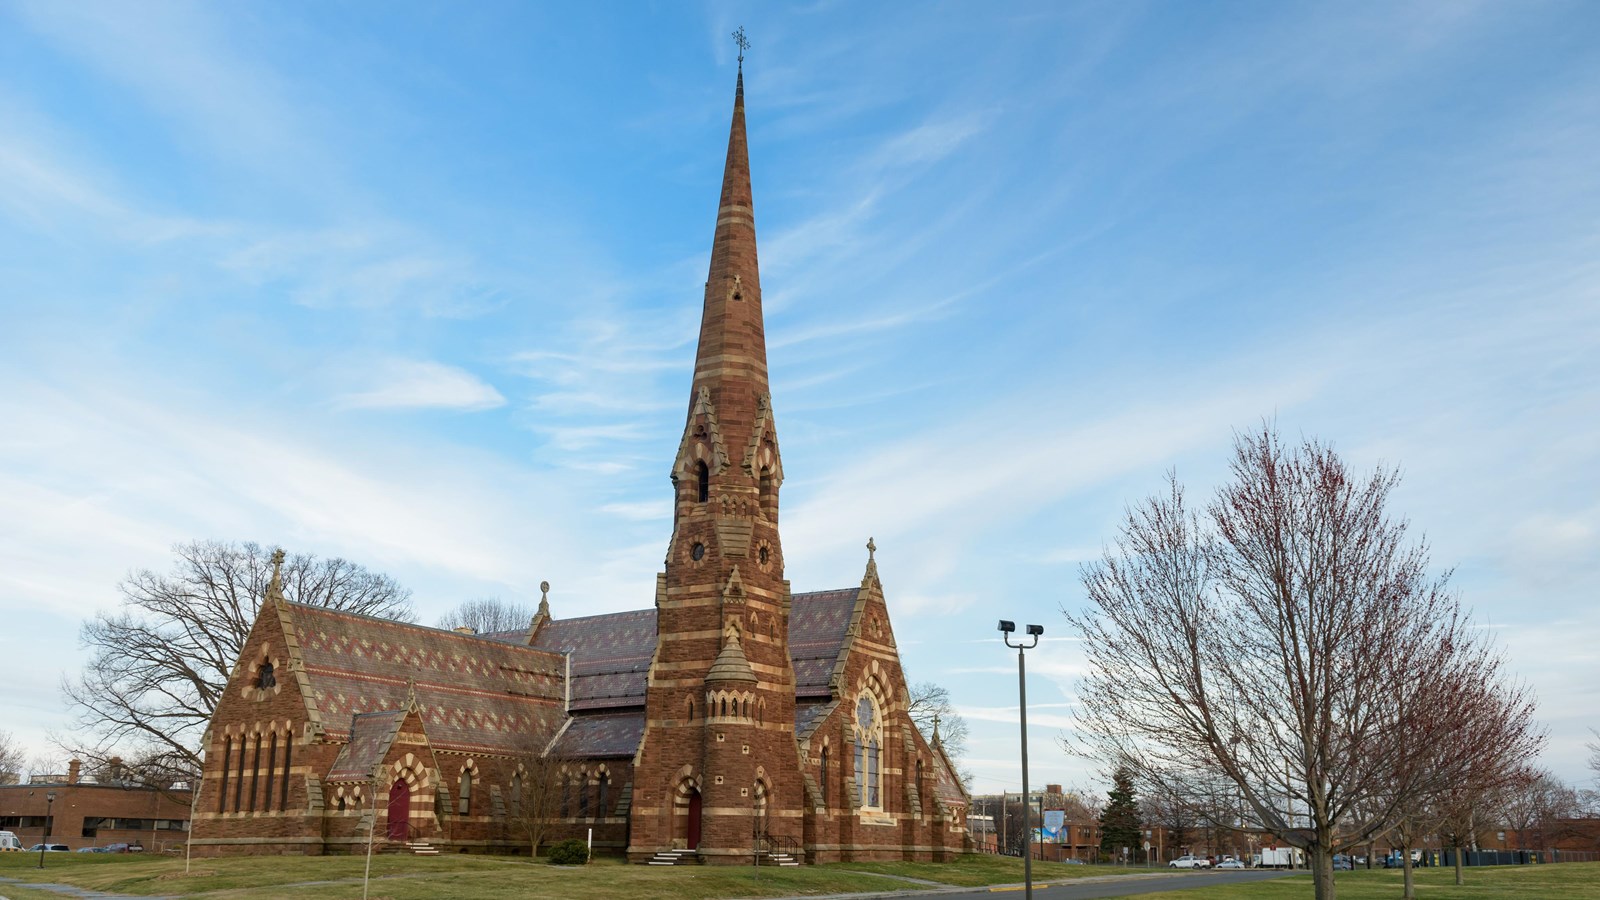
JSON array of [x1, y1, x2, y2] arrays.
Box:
[[189, 65, 970, 863], [0, 760, 191, 851]]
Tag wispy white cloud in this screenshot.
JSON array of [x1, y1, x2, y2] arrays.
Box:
[[333, 360, 506, 412]]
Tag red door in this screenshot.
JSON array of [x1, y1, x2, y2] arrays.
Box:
[[387, 778, 410, 841], [686, 788, 702, 850]]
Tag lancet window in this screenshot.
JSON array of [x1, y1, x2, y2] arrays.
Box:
[[854, 692, 883, 810]]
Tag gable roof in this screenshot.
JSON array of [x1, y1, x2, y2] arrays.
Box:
[[284, 601, 566, 756], [789, 588, 860, 698], [327, 710, 406, 782], [550, 711, 646, 758], [530, 608, 657, 711]]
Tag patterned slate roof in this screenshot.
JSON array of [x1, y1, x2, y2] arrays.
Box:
[[551, 711, 646, 758], [795, 700, 834, 740], [789, 589, 860, 698], [931, 745, 967, 807], [531, 609, 657, 711], [285, 602, 566, 756], [327, 710, 405, 781]]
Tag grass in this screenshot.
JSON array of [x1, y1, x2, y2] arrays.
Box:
[[2, 853, 1595, 900], [1134, 863, 1600, 900]]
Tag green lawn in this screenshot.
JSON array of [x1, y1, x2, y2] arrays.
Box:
[[2, 853, 1595, 900]]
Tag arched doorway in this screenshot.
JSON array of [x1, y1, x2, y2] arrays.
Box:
[[387, 778, 410, 841], [682, 787, 702, 850]]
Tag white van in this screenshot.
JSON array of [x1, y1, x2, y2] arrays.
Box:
[[0, 830, 24, 851]]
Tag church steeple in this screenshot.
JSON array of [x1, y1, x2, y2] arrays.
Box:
[[635, 49, 802, 862], [690, 61, 768, 405]]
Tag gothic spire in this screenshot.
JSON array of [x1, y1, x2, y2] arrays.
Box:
[[689, 60, 768, 410]]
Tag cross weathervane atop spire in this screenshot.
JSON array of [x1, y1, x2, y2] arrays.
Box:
[[732, 26, 749, 67]]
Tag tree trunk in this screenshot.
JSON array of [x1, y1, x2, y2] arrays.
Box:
[[1453, 842, 1464, 885], [1401, 844, 1415, 900], [1308, 844, 1337, 900]]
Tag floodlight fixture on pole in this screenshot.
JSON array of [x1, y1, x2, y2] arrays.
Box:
[[1000, 621, 1043, 900]]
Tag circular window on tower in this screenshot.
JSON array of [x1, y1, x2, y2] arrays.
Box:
[[691, 542, 706, 561]]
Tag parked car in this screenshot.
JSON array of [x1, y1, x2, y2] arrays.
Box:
[[77, 846, 113, 853], [26, 844, 70, 853], [1170, 854, 1212, 869], [103, 842, 144, 853], [1217, 859, 1246, 869], [1062, 858, 1086, 865], [1333, 855, 1353, 870]]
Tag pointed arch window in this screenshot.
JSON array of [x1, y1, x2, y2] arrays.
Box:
[[217, 737, 231, 813], [819, 745, 829, 805], [597, 771, 609, 818], [510, 772, 523, 816], [696, 461, 709, 503], [579, 772, 590, 819], [855, 693, 883, 811], [459, 770, 472, 816], [248, 733, 262, 812], [280, 737, 292, 810], [264, 732, 277, 812], [255, 662, 275, 688]]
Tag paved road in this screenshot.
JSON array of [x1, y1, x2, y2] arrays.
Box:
[[836, 869, 1296, 900]]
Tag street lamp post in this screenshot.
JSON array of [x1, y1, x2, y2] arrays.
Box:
[[37, 791, 56, 869], [999, 619, 1043, 900]]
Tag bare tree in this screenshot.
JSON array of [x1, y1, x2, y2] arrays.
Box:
[[437, 597, 536, 635], [503, 718, 571, 856], [1067, 426, 1543, 900], [907, 680, 973, 787], [1589, 730, 1600, 784], [62, 540, 414, 782], [0, 731, 23, 785], [1499, 769, 1582, 855]]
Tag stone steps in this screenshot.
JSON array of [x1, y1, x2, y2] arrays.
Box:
[[765, 852, 801, 867], [645, 849, 699, 866]]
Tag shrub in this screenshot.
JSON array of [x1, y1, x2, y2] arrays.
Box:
[[547, 838, 589, 865]]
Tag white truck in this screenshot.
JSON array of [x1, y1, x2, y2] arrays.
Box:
[[0, 831, 23, 852], [1255, 846, 1304, 868]]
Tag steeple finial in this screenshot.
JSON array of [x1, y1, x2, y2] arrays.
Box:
[[537, 580, 551, 618], [732, 26, 749, 70]]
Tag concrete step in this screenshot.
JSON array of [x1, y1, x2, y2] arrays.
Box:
[[645, 849, 699, 866]]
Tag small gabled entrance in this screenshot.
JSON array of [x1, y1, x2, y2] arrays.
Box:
[[387, 778, 410, 842]]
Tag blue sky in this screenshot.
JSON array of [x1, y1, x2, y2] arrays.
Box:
[[2, 0, 1597, 798]]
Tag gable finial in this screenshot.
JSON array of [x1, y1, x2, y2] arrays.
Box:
[[867, 537, 876, 561], [532, 580, 552, 633], [267, 548, 287, 605], [732, 25, 749, 69]]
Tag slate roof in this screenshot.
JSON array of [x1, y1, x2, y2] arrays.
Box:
[[931, 747, 967, 808], [327, 710, 406, 781], [789, 589, 860, 698], [795, 700, 834, 740], [285, 602, 566, 756], [530, 608, 658, 711], [551, 711, 646, 758]]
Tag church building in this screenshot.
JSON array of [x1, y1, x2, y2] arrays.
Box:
[[190, 64, 971, 864]]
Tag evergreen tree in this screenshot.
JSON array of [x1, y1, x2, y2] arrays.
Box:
[[1099, 766, 1143, 859]]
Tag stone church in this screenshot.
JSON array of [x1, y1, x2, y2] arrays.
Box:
[[190, 67, 971, 864]]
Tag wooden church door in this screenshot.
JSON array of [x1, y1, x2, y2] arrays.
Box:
[[686, 788, 702, 850], [387, 778, 410, 841]]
